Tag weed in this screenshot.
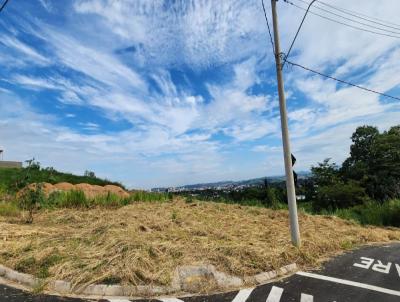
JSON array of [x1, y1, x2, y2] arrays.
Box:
[[171, 210, 178, 221], [15, 257, 37, 273], [0, 202, 20, 217], [340, 240, 354, 250]]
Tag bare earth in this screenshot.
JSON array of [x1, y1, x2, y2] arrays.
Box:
[[1, 198, 399, 289]]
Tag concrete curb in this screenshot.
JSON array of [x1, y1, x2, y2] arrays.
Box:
[[0, 263, 298, 298]]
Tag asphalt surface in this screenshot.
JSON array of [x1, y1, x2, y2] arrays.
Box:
[[1, 243, 399, 302]]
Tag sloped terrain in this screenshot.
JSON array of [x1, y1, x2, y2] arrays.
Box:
[[1, 198, 399, 289]]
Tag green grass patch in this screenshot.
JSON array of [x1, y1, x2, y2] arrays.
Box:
[[0, 202, 20, 217], [15, 253, 63, 279], [15, 188, 173, 212]]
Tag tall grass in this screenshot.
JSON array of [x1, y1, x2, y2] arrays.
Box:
[[0, 202, 20, 217], [128, 191, 172, 203], [30, 189, 172, 210], [335, 199, 400, 227]]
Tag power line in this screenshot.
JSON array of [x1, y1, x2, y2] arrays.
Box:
[[261, 0, 275, 56], [0, 0, 9, 13], [282, 0, 317, 69], [293, 0, 400, 36], [260, 0, 400, 103], [285, 60, 400, 102], [285, 0, 400, 39], [316, 0, 400, 31]]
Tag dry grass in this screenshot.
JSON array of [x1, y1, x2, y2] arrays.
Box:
[[0, 198, 399, 288]]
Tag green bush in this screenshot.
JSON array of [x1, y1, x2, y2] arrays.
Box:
[[17, 184, 45, 223], [313, 181, 369, 212]]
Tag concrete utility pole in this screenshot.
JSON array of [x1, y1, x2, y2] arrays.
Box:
[[270, 0, 301, 247]]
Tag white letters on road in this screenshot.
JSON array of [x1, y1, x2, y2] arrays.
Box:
[[353, 257, 374, 269], [372, 260, 392, 274], [396, 264, 400, 277], [353, 257, 399, 276]]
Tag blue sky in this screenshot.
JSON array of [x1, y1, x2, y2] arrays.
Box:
[[0, 0, 399, 189]]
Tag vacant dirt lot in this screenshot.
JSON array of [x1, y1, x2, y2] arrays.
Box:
[[1, 198, 400, 288]]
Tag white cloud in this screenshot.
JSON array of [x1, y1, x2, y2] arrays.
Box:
[[1, 0, 400, 188], [73, 0, 268, 69], [0, 35, 50, 65], [38, 0, 53, 12]]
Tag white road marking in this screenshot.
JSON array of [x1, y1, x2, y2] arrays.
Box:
[[297, 271, 400, 296], [266, 286, 283, 302], [157, 298, 184, 302], [231, 287, 255, 302], [396, 264, 400, 277], [372, 260, 392, 274], [300, 293, 313, 301], [158, 298, 185, 302], [353, 257, 374, 269]]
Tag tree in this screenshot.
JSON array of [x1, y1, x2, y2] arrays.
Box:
[[84, 170, 96, 178], [367, 126, 400, 200], [311, 158, 340, 187], [341, 125, 379, 181], [311, 158, 368, 211]]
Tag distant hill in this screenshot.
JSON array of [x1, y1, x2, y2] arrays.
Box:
[[0, 165, 125, 192], [152, 171, 310, 191]]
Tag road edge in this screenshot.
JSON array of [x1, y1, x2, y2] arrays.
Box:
[[0, 263, 297, 298]]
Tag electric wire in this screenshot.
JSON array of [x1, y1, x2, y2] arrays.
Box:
[[261, 0, 275, 56], [260, 0, 400, 102], [0, 0, 9, 13], [285, 60, 400, 102], [316, 0, 400, 30], [282, 0, 317, 69], [293, 0, 400, 35], [285, 0, 400, 39]]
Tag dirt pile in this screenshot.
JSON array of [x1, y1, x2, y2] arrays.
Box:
[[18, 182, 129, 199]]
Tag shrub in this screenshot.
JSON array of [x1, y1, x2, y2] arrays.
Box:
[[313, 181, 369, 212], [17, 184, 45, 223]]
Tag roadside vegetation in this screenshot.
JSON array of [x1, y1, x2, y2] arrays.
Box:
[[177, 124, 400, 227], [0, 124, 399, 289], [1, 198, 400, 289], [0, 160, 171, 223]]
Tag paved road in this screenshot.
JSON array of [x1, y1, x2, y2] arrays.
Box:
[[1, 243, 399, 302]]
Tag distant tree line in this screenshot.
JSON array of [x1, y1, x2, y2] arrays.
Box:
[[178, 124, 400, 225]]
